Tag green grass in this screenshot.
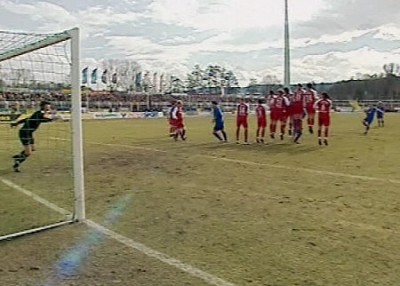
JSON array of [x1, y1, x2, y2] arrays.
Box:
[[1, 113, 400, 286]]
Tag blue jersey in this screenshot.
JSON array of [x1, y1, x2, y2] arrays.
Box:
[[376, 106, 385, 118], [364, 107, 376, 124], [213, 106, 224, 131], [213, 106, 224, 123]]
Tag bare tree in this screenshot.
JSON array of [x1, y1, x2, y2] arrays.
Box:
[[261, 74, 280, 84], [102, 59, 140, 91], [383, 63, 400, 76]]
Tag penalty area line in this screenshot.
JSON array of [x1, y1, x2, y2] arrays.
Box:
[[0, 177, 236, 286], [50, 137, 400, 185]]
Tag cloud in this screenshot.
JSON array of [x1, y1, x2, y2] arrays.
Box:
[[1, 0, 400, 85], [0, 1, 142, 37], [294, 0, 400, 38], [147, 0, 324, 32]]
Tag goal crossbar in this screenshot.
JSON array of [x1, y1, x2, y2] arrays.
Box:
[[0, 29, 75, 63]]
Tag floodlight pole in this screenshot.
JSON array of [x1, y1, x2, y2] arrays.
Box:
[[284, 0, 291, 88]]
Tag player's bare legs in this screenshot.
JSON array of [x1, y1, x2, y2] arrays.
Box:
[[260, 127, 265, 143], [236, 126, 241, 143], [256, 127, 265, 143], [288, 117, 293, 136], [324, 126, 329, 145], [213, 131, 222, 141], [280, 119, 286, 140], [270, 120, 276, 139], [363, 120, 370, 135], [293, 118, 303, 144], [180, 128, 186, 140], [244, 128, 249, 144], [308, 114, 315, 134], [318, 126, 328, 145], [317, 126, 322, 145]]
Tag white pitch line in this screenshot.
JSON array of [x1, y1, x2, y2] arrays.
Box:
[[0, 178, 235, 286], [0, 178, 70, 215], [85, 220, 235, 286], [51, 137, 400, 185], [199, 155, 400, 185]]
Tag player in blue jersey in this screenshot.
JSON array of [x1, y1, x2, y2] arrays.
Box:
[[211, 101, 227, 143], [362, 105, 376, 135], [376, 101, 385, 127]]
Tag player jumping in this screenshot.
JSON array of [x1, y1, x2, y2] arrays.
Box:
[[167, 101, 177, 137], [284, 87, 294, 136], [314, 92, 332, 146], [363, 105, 376, 135], [10, 101, 53, 172], [256, 99, 267, 143], [236, 98, 249, 144], [304, 83, 318, 134], [211, 101, 227, 143], [292, 84, 306, 143], [172, 100, 186, 141], [269, 89, 289, 140]]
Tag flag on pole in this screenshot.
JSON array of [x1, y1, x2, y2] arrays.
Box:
[[82, 67, 88, 84], [101, 69, 108, 84], [91, 68, 98, 84], [153, 72, 158, 92], [159, 73, 164, 92], [111, 73, 118, 84], [135, 72, 142, 88]]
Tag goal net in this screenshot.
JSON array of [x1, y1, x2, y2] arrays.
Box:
[[0, 28, 84, 240]]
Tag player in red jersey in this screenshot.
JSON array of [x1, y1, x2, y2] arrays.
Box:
[[168, 102, 177, 137], [303, 83, 318, 134], [292, 84, 306, 143], [284, 87, 294, 136], [314, 92, 332, 146], [269, 89, 289, 140], [172, 100, 186, 141], [256, 99, 267, 143], [236, 98, 249, 144]]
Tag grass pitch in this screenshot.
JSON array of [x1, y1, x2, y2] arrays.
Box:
[[1, 113, 400, 286]]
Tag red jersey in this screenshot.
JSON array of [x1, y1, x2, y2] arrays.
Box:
[[256, 105, 266, 121], [173, 106, 184, 128], [292, 89, 306, 115], [237, 103, 249, 118], [314, 98, 332, 114], [269, 95, 289, 112], [304, 89, 318, 113], [314, 98, 332, 126]]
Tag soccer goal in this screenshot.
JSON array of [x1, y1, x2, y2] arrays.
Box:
[[0, 28, 84, 240]]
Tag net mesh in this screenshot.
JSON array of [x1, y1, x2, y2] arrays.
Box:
[[0, 31, 74, 237]]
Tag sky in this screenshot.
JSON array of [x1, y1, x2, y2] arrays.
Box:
[[1, 0, 400, 85]]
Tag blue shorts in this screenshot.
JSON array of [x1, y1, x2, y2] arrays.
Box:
[[214, 121, 224, 131], [377, 113, 384, 119]]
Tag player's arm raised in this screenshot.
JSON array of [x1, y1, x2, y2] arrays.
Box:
[[10, 118, 26, 128]]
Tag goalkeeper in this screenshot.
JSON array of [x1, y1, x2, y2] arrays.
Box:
[[10, 101, 54, 172]]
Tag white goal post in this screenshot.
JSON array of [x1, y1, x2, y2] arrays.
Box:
[[0, 27, 85, 240]]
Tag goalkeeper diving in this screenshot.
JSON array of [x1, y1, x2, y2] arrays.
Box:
[[10, 101, 55, 172]]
